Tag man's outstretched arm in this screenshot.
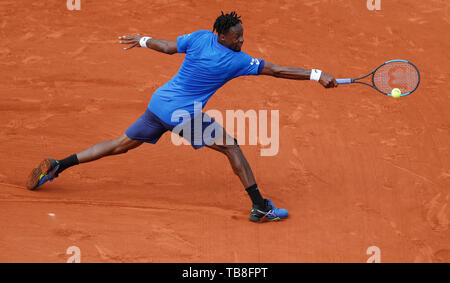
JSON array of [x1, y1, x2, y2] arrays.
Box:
[[119, 34, 177, 55], [260, 60, 338, 88]]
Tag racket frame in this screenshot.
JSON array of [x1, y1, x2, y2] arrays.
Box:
[[337, 59, 421, 97]]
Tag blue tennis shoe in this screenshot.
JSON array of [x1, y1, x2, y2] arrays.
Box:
[[26, 159, 60, 190], [249, 198, 288, 222]]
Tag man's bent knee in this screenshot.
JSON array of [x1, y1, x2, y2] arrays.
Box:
[[223, 142, 241, 156], [112, 134, 142, 154], [209, 137, 241, 154]]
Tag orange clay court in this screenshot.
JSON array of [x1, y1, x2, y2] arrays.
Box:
[[0, 0, 449, 263]]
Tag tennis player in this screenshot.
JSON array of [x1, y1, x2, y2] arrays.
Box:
[[26, 11, 338, 222]]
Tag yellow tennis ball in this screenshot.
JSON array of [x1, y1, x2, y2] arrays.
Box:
[[391, 88, 402, 98]]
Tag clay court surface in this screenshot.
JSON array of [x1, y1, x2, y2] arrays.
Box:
[[0, 0, 449, 263]]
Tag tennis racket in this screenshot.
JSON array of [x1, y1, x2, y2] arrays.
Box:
[[336, 59, 421, 97]]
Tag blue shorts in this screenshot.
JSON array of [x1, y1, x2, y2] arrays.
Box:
[[125, 109, 223, 149]]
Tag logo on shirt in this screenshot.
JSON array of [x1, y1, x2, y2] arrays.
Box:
[[180, 33, 192, 41], [250, 58, 260, 66]]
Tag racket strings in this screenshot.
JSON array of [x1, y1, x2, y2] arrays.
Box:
[[373, 62, 419, 94]]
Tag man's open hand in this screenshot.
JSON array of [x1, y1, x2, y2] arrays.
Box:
[[119, 34, 143, 50], [319, 72, 338, 88]]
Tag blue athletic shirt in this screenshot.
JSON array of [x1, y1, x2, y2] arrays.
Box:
[[148, 30, 265, 125]]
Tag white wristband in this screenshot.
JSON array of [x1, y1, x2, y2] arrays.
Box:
[[139, 36, 152, 48], [310, 69, 322, 81]]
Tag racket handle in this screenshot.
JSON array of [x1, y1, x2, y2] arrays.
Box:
[[336, 78, 353, 84]]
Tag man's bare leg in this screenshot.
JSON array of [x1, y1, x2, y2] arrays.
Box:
[[206, 128, 288, 222], [26, 134, 142, 190], [206, 130, 256, 188], [76, 133, 143, 163], [206, 129, 264, 207]]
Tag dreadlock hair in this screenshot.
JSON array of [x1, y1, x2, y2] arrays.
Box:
[[213, 11, 242, 35]]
